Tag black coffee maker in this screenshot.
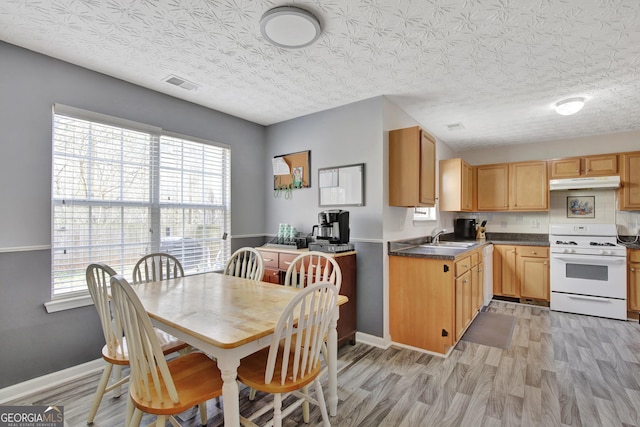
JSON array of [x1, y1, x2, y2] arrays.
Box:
[[313, 210, 350, 244]]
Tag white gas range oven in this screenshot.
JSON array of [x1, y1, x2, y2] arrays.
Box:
[[549, 223, 627, 320]]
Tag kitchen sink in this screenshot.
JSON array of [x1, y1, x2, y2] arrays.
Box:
[[422, 241, 477, 248]]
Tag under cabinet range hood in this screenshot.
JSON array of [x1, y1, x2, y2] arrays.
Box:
[[549, 175, 620, 191]]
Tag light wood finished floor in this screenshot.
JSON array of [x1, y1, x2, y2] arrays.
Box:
[[7, 301, 640, 426]]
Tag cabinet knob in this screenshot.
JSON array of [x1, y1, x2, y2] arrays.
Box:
[[586, 168, 591, 172], [532, 251, 537, 255], [576, 169, 579, 173], [632, 268, 636, 272], [544, 261, 548, 265]]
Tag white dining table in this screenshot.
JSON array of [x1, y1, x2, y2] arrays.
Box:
[[130, 272, 347, 426]]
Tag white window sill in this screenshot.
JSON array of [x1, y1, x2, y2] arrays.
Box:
[[44, 293, 93, 313]]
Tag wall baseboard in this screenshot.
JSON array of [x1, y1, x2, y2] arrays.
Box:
[[0, 358, 104, 404], [355, 331, 391, 349]]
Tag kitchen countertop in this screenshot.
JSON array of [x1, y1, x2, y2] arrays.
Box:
[[388, 232, 549, 260], [619, 236, 640, 250]]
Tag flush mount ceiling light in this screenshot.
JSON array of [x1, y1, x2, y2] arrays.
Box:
[[260, 6, 321, 49], [555, 97, 585, 116]]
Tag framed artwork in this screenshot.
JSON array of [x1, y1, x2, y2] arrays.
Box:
[[567, 196, 595, 218]]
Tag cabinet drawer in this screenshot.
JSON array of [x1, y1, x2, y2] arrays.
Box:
[[629, 250, 640, 263], [263, 268, 281, 284], [279, 252, 299, 270], [455, 256, 472, 276], [470, 252, 479, 266], [258, 251, 279, 268], [519, 246, 548, 258]]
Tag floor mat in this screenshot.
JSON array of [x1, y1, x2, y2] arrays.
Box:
[[460, 312, 516, 349]]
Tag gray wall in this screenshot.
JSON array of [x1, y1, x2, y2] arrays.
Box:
[[265, 98, 385, 337], [0, 42, 266, 387]]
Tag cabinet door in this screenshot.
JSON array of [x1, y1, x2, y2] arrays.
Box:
[[550, 158, 581, 178], [420, 130, 436, 206], [519, 256, 549, 301], [477, 261, 484, 311], [389, 127, 435, 207], [628, 262, 639, 312], [509, 161, 548, 211], [477, 164, 509, 211], [455, 270, 471, 341], [389, 256, 455, 353], [494, 245, 518, 297], [471, 264, 480, 314], [462, 161, 473, 211], [629, 250, 640, 312], [584, 154, 617, 176], [620, 152, 640, 210]]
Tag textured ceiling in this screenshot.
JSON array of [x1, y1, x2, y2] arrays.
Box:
[[1, 0, 639, 151]]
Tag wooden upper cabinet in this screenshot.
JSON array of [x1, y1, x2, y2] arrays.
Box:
[[389, 126, 436, 207], [620, 151, 640, 210], [509, 161, 549, 211], [476, 164, 509, 211], [550, 154, 618, 178], [439, 158, 473, 212]]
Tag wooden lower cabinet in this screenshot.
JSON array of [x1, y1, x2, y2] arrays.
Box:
[[494, 245, 549, 301], [256, 247, 357, 346], [628, 249, 640, 313], [390, 248, 484, 354]]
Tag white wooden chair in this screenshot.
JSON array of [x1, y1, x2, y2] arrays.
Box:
[[132, 253, 184, 284], [237, 282, 338, 427], [109, 274, 224, 427], [248, 251, 342, 401], [85, 263, 189, 425], [283, 251, 342, 292], [223, 247, 265, 280]]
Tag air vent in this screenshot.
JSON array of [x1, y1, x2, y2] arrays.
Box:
[[163, 75, 199, 91], [446, 122, 465, 131]]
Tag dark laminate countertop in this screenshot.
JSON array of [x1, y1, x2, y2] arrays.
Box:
[[388, 232, 549, 260], [619, 236, 640, 250]]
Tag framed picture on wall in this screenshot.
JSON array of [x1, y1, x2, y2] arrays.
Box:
[[567, 196, 595, 218]]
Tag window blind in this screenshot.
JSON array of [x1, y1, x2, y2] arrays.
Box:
[[51, 106, 230, 297]]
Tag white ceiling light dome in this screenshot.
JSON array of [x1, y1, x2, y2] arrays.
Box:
[[555, 97, 586, 116], [260, 6, 321, 49]]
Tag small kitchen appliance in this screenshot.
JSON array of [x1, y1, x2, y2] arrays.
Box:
[[454, 218, 477, 239], [549, 223, 627, 320], [309, 209, 354, 253], [312, 210, 350, 244]]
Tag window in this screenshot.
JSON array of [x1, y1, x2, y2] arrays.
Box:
[[413, 207, 438, 221], [51, 105, 230, 297]]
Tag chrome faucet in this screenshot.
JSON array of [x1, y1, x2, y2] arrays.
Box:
[[431, 228, 446, 244]]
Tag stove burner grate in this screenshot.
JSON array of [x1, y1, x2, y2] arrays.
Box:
[[555, 240, 577, 245], [589, 242, 616, 247]]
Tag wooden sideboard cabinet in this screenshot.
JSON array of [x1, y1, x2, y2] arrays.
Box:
[[255, 247, 357, 346]]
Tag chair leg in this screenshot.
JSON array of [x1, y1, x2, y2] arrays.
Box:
[[314, 378, 330, 427], [156, 415, 167, 426], [87, 362, 113, 424], [248, 387, 257, 401], [273, 393, 283, 427], [198, 401, 208, 425], [302, 385, 310, 423], [130, 408, 143, 427], [113, 365, 123, 398], [125, 393, 134, 426]]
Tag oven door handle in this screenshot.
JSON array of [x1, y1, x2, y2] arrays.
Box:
[[567, 295, 614, 303], [552, 255, 626, 265]]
